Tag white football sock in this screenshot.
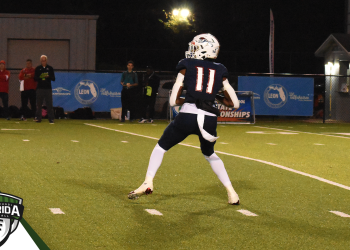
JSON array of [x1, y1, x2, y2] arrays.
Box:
[[145, 143, 167, 182], [205, 153, 239, 202], [205, 153, 232, 187]]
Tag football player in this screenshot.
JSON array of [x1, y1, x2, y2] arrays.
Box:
[[128, 34, 240, 205]]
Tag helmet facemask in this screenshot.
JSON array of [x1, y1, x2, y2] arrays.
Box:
[[185, 34, 220, 60]]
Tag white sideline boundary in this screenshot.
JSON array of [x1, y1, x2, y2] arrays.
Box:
[[85, 123, 350, 191], [255, 126, 350, 140]]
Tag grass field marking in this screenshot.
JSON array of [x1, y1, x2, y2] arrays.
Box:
[[214, 149, 350, 191], [85, 123, 350, 191], [255, 126, 350, 140], [266, 143, 277, 145], [71, 140, 79, 142], [145, 209, 163, 216], [246, 131, 269, 134], [336, 133, 350, 136], [85, 123, 159, 140], [121, 141, 129, 143], [314, 143, 324, 146], [49, 208, 65, 214], [237, 209, 258, 216], [277, 132, 299, 135], [23, 139, 30, 142], [1, 129, 37, 130], [329, 211, 350, 218]]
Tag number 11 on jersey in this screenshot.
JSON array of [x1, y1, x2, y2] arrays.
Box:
[[195, 67, 216, 94]]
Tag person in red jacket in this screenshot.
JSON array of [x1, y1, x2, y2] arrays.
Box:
[[0, 60, 10, 120], [18, 59, 37, 121]]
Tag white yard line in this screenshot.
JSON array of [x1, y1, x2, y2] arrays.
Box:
[[255, 126, 350, 140], [277, 132, 299, 135], [237, 209, 258, 216], [1, 129, 37, 130], [145, 209, 163, 216], [85, 123, 350, 191], [329, 211, 350, 218], [246, 131, 267, 134], [49, 208, 65, 214]]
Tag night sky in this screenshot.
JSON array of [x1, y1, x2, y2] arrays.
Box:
[[1, 0, 346, 73]]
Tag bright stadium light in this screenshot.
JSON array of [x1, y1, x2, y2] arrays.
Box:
[[180, 9, 190, 18], [173, 9, 179, 16]]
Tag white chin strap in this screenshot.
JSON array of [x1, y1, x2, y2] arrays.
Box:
[[197, 109, 219, 142]]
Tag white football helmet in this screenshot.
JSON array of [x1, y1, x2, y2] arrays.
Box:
[[185, 33, 220, 60]]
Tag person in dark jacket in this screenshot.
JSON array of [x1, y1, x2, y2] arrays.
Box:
[[34, 55, 55, 124], [138, 66, 160, 123]]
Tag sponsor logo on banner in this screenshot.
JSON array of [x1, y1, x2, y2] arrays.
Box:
[[74, 80, 99, 105], [52, 87, 71, 96], [0, 192, 24, 247], [288, 92, 312, 102], [100, 88, 121, 97], [264, 84, 288, 108]]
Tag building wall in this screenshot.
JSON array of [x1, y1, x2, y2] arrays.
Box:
[[8, 40, 70, 69], [0, 14, 98, 70], [324, 51, 350, 122]]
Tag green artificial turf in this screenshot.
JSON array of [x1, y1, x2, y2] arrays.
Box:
[[0, 119, 349, 249]]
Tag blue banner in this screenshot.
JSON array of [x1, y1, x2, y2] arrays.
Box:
[[238, 76, 314, 116], [52, 73, 122, 112]]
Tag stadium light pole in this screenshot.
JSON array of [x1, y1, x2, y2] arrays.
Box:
[[172, 8, 190, 19], [180, 9, 190, 18]]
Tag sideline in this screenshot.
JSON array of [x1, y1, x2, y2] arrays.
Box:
[[85, 123, 350, 191], [254, 126, 350, 140]]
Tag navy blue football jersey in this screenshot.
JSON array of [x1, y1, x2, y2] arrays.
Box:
[[176, 58, 229, 103]]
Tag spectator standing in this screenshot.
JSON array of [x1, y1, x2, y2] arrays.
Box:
[[139, 66, 160, 123], [34, 55, 55, 124], [18, 59, 37, 121], [0, 60, 11, 120], [120, 60, 138, 122]]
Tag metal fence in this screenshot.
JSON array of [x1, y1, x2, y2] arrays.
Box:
[[3, 69, 350, 123]]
